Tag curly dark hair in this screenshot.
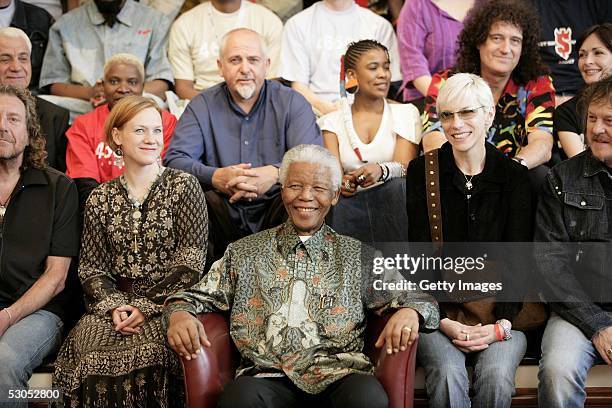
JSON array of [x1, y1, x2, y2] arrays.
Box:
[[0, 84, 46, 170], [455, 0, 549, 85]]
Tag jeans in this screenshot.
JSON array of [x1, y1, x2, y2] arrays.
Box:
[[0, 310, 63, 408], [538, 313, 603, 408], [327, 178, 408, 245], [217, 374, 388, 408], [417, 329, 526, 408]]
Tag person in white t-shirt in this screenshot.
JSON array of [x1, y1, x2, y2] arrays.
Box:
[[320, 40, 420, 243], [281, 0, 401, 116], [169, 0, 283, 100]]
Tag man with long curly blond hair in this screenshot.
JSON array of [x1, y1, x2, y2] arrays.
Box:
[[0, 85, 79, 406]]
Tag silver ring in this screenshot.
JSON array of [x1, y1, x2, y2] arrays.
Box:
[[466, 333, 470, 341], [357, 174, 366, 183], [402, 326, 411, 333]]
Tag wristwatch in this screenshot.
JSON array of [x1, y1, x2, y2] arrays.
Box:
[[512, 156, 527, 167]]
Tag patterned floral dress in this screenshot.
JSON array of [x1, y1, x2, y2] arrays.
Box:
[[53, 168, 208, 407]]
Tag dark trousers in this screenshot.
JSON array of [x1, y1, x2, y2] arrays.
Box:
[[205, 190, 287, 271], [217, 374, 388, 408]]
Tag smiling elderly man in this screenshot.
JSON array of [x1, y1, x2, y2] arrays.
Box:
[[164, 28, 321, 268], [164, 144, 439, 408], [0, 27, 69, 172]]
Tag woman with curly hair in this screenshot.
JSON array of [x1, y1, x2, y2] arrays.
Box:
[[421, 0, 555, 181]]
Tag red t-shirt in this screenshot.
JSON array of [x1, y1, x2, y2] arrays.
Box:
[[66, 104, 177, 182]]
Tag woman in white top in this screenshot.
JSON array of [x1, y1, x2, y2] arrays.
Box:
[[319, 39, 421, 243]]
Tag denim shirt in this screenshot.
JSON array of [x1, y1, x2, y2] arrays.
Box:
[[535, 149, 612, 338], [40, 0, 173, 88]]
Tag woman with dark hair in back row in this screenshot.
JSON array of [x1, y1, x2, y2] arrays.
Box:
[[319, 39, 421, 244]]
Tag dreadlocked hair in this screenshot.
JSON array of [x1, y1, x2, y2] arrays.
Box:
[[343, 39, 389, 74]]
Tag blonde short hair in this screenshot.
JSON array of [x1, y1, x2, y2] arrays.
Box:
[[103, 53, 145, 82], [436, 73, 494, 114]]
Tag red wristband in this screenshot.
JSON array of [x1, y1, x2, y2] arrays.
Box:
[[495, 323, 504, 341]]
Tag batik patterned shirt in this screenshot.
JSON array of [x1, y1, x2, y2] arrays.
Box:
[[422, 69, 555, 158], [165, 221, 439, 393]]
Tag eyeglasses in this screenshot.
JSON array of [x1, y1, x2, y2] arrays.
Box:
[[438, 106, 484, 123]]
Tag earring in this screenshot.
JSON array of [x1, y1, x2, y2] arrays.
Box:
[[114, 146, 124, 168], [346, 77, 359, 94]]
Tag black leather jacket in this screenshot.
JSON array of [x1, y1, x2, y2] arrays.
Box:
[[535, 149, 612, 338]]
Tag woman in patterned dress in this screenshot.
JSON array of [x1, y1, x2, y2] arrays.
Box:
[[53, 96, 208, 407]]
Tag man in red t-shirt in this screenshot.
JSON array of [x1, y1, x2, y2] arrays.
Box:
[[66, 53, 177, 208]]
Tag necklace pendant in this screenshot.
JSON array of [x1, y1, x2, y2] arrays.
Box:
[[132, 210, 142, 220], [465, 180, 473, 190], [0, 206, 5, 217]]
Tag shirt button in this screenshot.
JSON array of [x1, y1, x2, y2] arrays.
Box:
[[470, 214, 476, 222], [580, 200, 586, 206], [245, 116, 250, 121], [244, 140, 249, 145]]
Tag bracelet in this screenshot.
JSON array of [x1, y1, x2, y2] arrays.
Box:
[[3, 307, 13, 326], [494, 323, 504, 341], [379, 161, 406, 181], [377, 163, 389, 182], [495, 319, 512, 341]]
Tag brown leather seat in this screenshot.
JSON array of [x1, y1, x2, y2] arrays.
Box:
[[181, 312, 418, 408]]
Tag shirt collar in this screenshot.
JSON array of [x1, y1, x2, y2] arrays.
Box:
[[19, 167, 48, 187], [10, 0, 26, 30], [276, 220, 336, 260], [87, 0, 134, 27], [438, 142, 506, 183], [583, 149, 612, 178], [224, 80, 268, 117]]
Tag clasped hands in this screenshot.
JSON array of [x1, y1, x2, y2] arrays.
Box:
[[341, 163, 383, 197], [212, 164, 278, 203], [111, 305, 145, 335], [440, 318, 498, 353]]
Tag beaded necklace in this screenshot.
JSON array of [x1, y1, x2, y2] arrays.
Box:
[[119, 166, 164, 253]]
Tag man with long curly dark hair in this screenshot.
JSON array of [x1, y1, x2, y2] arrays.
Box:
[[421, 0, 555, 180], [0, 84, 79, 405]]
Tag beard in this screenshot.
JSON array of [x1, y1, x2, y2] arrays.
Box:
[[235, 82, 257, 100], [94, 0, 125, 26]]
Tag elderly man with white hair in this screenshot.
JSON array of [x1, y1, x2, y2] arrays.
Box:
[[65, 53, 176, 208], [164, 28, 322, 269], [164, 144, 439, 408], [0, 27, 69, 172]]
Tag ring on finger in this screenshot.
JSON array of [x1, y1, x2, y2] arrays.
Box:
[[357, 174, 366, 183], [402, 326, 412, 333], [466, 333, 470, 341], [607, 347, 612, 356], [344, 180, 351, 191]]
